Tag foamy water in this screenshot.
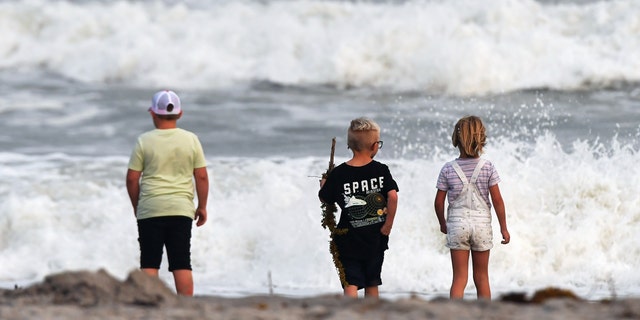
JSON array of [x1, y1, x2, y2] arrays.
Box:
[[1, 0, 639, 301], [1, 0, 639, 95], [1, 131, 639, 299]]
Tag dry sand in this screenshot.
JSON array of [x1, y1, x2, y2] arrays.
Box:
[[1, 270, 638, 320]]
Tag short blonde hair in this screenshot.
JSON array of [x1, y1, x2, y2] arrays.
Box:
[[347, 117, 380, 151], [452, 115, 486, 157]]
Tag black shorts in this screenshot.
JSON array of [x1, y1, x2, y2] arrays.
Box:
[[137, 216, 193, 271], [340, 252, 385, 289]]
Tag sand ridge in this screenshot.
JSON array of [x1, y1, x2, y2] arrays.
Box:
[[1, 270, 638, 320]]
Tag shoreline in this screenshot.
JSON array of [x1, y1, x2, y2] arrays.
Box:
[[1, 270, 638, 320]]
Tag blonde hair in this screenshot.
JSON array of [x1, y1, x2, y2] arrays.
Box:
[[347, 117, 380, 151], [452, 115, 486, 157]]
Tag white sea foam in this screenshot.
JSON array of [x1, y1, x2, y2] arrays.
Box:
[[1, 0, 639, 95], [1, 0, 637, 301], [1, 132, 639, 299]]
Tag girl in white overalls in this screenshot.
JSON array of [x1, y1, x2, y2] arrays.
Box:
[[434, 116, 510, 300]]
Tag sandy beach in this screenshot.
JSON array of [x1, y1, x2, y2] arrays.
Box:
[[0, 270, 638, 320]]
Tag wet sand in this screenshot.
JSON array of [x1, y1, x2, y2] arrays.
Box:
[[1, 270, 638, 319]]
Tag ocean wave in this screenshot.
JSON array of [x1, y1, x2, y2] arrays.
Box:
[[0, 132, 639, 297], [1, 0, 639, 95]]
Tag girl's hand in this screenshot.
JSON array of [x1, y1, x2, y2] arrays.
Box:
[[440, 224, 447, 234], [501, 229, 510, 244]]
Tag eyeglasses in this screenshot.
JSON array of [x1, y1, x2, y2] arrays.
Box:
[[374, 141, 383, 149]]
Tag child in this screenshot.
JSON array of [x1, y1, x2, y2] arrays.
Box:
[[126, 90, 209, 296], [434, 115, 510, 299], [319, 117, 399, 298]]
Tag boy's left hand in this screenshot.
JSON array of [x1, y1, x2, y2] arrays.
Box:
[[195, 208, 207, 227], [380, 222, 392, 236]]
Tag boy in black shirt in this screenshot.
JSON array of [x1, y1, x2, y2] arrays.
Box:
[[319, 117, 399, 298]]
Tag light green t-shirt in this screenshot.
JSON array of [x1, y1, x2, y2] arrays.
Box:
[[128, 128, 207, 220]]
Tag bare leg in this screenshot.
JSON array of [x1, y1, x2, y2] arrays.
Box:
[[141, 268, 159, 277], [343, 285, 358, 298], [364, 286, 379, 298], [344, 285, 358, 298], [450, 249, 470, 299], [471, 250, 491, 299], [172, 269, 194, 296]]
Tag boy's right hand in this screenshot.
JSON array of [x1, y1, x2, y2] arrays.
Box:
[[195, 208, 207, 227]]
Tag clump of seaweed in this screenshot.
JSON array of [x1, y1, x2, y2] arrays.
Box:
[[320, 138, 349, 287], [501, 287, 581, 304], [530, 287, 581, 304]]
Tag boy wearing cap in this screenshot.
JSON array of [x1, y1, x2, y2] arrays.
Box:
[[126, 90, 208, 296]]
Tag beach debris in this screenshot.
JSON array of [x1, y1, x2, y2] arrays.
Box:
[[501, 287, 581, 304], [320, 137, 349, 287], [530, 287, 581, 304]]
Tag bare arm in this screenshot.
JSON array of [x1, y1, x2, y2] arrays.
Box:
[[380, 189, 398, 236], [318, 178, 329, 203], [434, 189, 447, 234], [193, 167, 209, 227], [126, 169, 142, 217], [489, 184, 510, 244]]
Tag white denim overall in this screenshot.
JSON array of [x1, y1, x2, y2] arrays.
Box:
[[446, 159, 494, 251]]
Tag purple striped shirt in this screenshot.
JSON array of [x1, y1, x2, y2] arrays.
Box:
[[436, 158, 501, 208]]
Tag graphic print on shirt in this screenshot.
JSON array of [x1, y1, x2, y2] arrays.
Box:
[[342, 176, 387, 228]]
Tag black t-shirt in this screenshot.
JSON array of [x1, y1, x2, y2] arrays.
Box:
[[318, 160, 399, 259]]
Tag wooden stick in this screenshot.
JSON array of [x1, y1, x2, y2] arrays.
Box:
[[320, 137, 348, 287]]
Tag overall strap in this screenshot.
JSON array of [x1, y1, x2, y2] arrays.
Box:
[[451, 159, 487, 184], [470, 159, 487, 184], [450, 161, 468, 185]]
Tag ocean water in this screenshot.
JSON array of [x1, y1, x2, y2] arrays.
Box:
[[1, 0, 639, 300]]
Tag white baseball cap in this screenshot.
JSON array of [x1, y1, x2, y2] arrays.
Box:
[[149, 90, 181, 115]]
